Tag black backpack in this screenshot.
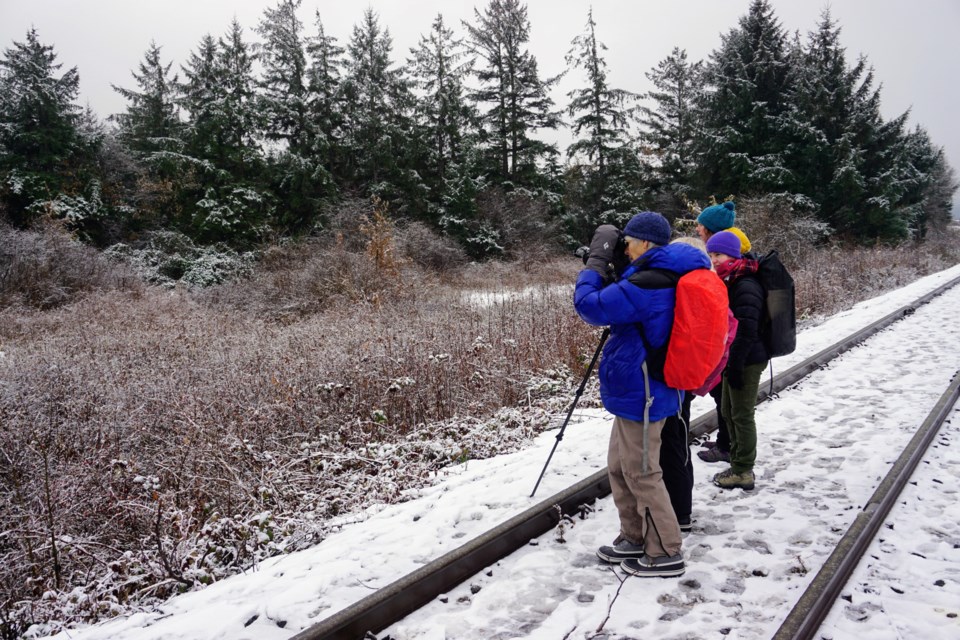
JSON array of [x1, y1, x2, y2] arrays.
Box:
[[755, 250, 796, 357]]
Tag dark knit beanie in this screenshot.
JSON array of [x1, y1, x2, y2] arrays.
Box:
[[623, 211, 671, 246], [705, 230, 742, 259], [697, 201, 736, 233]]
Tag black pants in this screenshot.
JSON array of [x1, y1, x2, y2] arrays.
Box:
[[710, 383, 730, 452], [660, 393, 694, 522]]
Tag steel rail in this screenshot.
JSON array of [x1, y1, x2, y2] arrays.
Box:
[[291, 273, 960, 640], [772, 369, 960, 640], [289, 473, 610, 640]]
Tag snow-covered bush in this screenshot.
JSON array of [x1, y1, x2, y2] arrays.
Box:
[[104, 231, 256, 288]]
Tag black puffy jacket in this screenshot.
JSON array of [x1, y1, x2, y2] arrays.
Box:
[[726, 273, 769, 373]]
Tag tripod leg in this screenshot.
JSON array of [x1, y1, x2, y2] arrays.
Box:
[[530, 328, 609, 497]]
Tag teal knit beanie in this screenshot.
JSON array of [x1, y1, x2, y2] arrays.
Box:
[[697, 201, 736, 233]]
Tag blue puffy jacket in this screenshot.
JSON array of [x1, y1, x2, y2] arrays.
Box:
[[574, 243, 711, 422]]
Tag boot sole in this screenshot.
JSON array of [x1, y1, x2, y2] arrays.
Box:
[[713, 481, 755, 490], [597, 549, 645, 563], [620, 563, 686, 578]]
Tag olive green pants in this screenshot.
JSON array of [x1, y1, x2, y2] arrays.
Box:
[[721, 361, 767, 474]]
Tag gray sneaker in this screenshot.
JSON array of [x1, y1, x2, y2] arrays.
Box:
[[621, 553, 685, 577], [597, 535, 645, 563]]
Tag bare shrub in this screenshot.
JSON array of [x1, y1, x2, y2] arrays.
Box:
[[316, 197, 373, 252], [475, 188, 564, 261], [202, 238, 386, 319], [451, 255, 582, 288], [360, 197, 402, 276], [792, 239, 960, 320], [0, 222, 142, 309], [395, 220, 468, 272], [730, 195, 832, 264], [203, 202, 440, 321]]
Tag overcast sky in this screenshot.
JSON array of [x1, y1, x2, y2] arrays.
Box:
[[2, 0, 958, 217]]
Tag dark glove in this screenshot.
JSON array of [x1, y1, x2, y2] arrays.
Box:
[[727, 367, 744, 390], [574, 245, 591, 265], [584, 225, 621, 277], [611, 245, 632, 275]]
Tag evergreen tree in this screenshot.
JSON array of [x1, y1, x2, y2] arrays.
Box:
[[464, 0, 561, 187], [696, 0, 792, 195], [0, 28, 83, 225], [859, 112, 941, 240], [112, 41, 182, 156], [777, 9, 880, 233], [637, 47, 702, 204], [255, 0, 309, 154], [0, 28, 81, 177], [780, 9, 947, 241], [179, 28, 270, 245], [914, 145, 958, 238], [216, 18, 261, 178], [111, 42, 192, 231], [341, 8, 420, 203], [179, 34, 223, 160], [408, 13, 477, 214], [564, 9, 643, 234], [566, 10, 637, 175], [256, 0, 333, 232], [305, 12, 345, 173], [892, 125, 944, 238], [566, 9, 638, 217]]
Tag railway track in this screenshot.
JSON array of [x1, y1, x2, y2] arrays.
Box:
[[292, 274, 960, 640], [771, 369, 960, 640]]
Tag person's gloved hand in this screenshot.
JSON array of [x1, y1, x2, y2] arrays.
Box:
[[727, 367, 744, 390], [611, 244, 632, 275], [584, 225, 621, 278]]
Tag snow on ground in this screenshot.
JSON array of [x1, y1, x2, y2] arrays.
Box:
[[40, 264, 960, 640], [461, 284, 570, 308]]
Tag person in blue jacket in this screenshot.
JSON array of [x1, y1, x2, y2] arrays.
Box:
[[574, 211, 711, 578]]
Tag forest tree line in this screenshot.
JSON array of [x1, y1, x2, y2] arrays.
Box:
[[1, 0, 957, 263]]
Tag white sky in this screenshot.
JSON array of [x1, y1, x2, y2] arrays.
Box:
[[1, 0, 958, 217]]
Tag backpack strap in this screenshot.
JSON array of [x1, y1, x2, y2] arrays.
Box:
[[626, 268, 681, 290], [641, 361, 654, 474], [626, 268, 682, 382]]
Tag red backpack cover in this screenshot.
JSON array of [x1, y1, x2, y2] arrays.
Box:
[[663, 268, 730, 390]]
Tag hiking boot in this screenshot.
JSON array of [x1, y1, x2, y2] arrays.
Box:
[[597, 536, 645, 563], [698, 446, 730, 463], [701, 440, 718, 449], [713, 468, 755, 490], [678, 515, 693, 534], [621, 553, 685, 577]]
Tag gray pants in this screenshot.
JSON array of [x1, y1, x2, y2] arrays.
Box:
[[607, 416, 682, 557]]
